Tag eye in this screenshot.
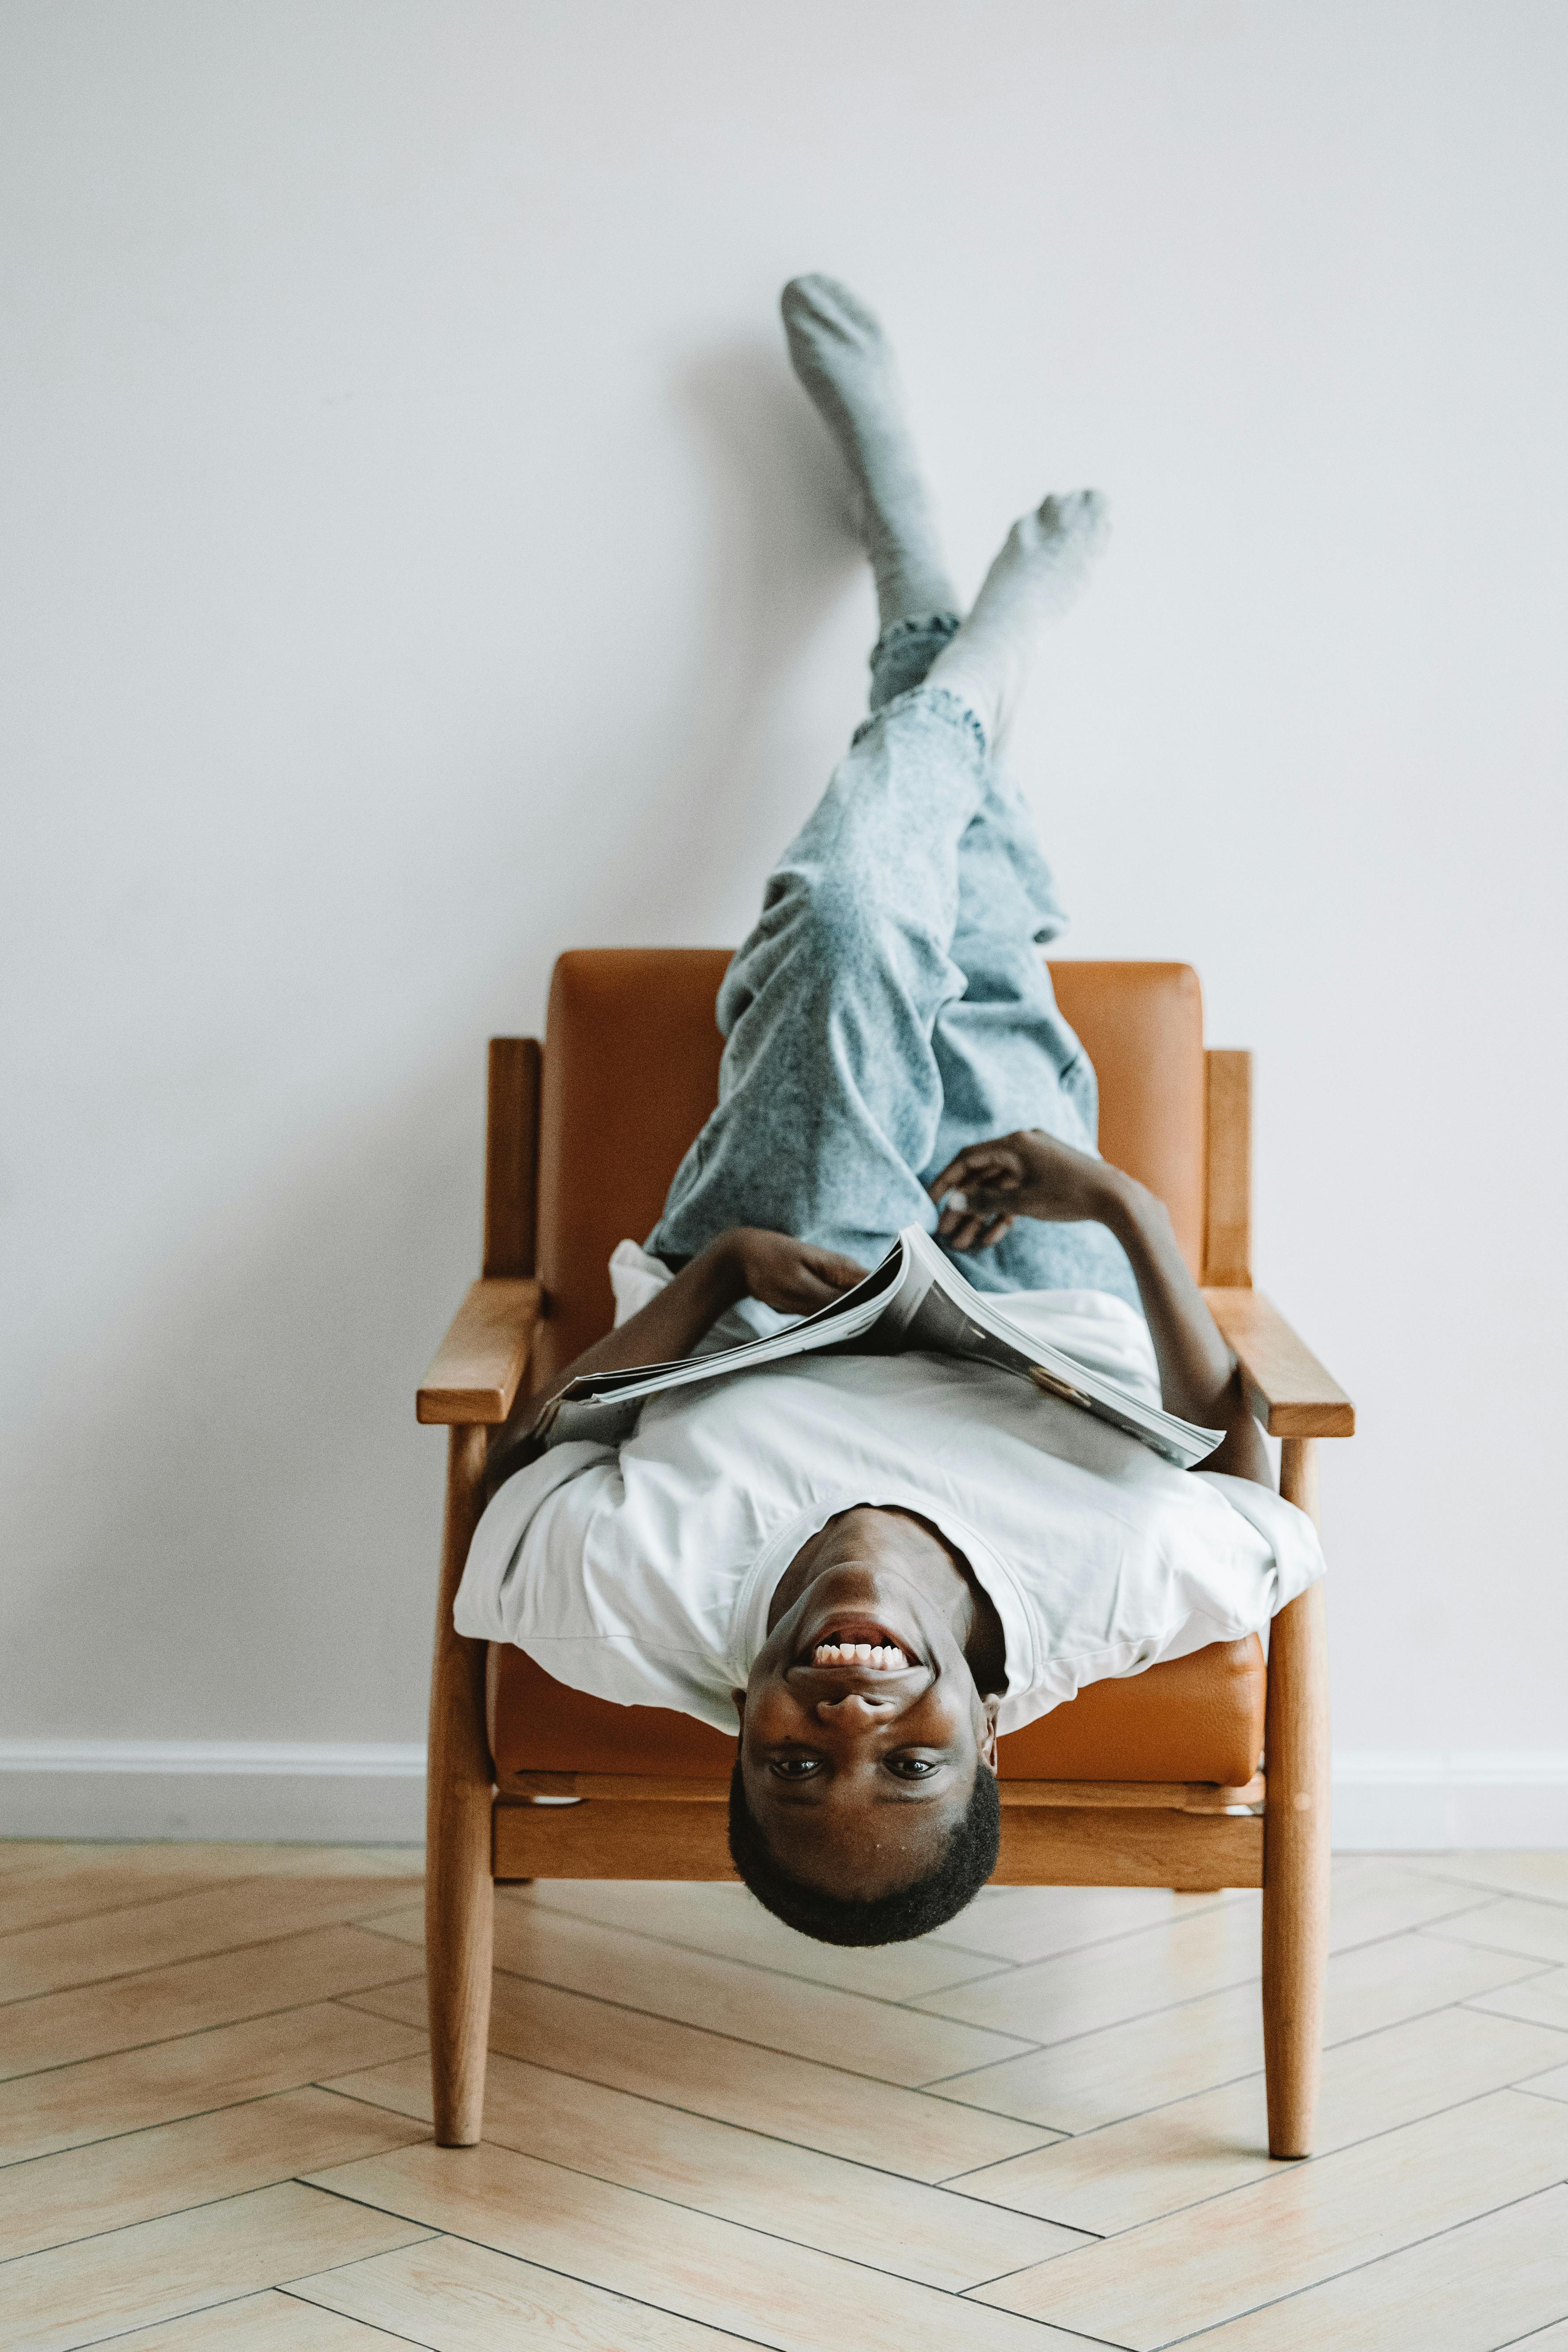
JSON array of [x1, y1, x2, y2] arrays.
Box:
[[769, 1755, 824, 1780], [885, 1755, 941, 1780]]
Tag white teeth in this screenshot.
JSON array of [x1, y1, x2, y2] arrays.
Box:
[[811, 1638, 910, 1670]]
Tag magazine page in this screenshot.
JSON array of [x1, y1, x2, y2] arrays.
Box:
[[539, 1239, 917, 1444], [894, 1226, 1222, 1469], [540, 1220, 1224, 1469]]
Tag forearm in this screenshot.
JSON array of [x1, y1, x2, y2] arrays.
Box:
[[1099, 1175, 1272, 1486], [539, 1242, 746, 1400], [483, 1240, 745, 1496], [482, 1225, 869, 1500]]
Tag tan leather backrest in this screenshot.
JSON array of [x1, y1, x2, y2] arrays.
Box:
[[1049, 962, 1206, 1273], [533, 949, 1206, 1381]]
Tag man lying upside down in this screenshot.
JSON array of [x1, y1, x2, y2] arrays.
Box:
[[455, 275, 1323, 1946]]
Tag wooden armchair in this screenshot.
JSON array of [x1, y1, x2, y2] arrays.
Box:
[[417, 951, 1354, 2157]]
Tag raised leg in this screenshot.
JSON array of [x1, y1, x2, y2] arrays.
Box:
[[780, 273, 956, 631], [1263, 1437, 1331, 2158], [425, 1422, 495, 2147]]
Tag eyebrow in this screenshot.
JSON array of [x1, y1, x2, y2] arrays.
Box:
[[757, 1779, 955, 1810]]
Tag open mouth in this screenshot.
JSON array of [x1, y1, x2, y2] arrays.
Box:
[[802, 1619, 918, 1672]]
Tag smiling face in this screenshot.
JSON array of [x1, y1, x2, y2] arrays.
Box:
[[735, 1507, 1002, 1902]]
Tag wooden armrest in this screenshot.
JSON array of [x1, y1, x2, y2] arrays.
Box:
[[1202, 1288, 1355, 1439], [417, 1278, 543, 1425]]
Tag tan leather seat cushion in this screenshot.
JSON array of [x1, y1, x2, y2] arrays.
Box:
[[497, 946, 1246, 1785], [529, 949, 1206, 1385], [489, 1635, 1265, 1789]]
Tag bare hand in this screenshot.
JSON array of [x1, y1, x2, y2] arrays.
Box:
[[929, 1129, 1126, 1251], [716, 1228, 868, 1314]]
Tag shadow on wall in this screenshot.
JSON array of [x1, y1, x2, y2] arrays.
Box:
[[5, 331, 861, 1748]]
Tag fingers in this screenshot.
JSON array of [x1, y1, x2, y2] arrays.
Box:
[[943, 1209, 1015, 1253], [930, 1144, 1023, 1208], [803, 1247, 869, 1289], [937, 1178, 1016, 1240], [930, 1150, 998, 1204], [754, 1243, 870, 1317]]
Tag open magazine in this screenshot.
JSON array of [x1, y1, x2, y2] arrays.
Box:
[[536, 1223, 1224, 1471]]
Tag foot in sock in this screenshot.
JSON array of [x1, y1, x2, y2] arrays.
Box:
[[781, 273, 956, 629], [928, 490, 1110, 746]]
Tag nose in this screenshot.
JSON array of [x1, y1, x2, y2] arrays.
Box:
[[814, 1690, 896, 1725]]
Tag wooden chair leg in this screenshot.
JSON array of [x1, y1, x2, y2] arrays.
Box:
[[1262, 1437, 1331, 2159], [425, 1423, 495, 2147]]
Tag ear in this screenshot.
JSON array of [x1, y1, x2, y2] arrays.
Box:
[[977, 1692, 1001, 1770]]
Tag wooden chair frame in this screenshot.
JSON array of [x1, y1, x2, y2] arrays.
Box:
[[418, 1033, 1353, 2157]]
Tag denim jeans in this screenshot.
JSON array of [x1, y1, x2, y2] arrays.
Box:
[[647, 615, 1139, 1306]]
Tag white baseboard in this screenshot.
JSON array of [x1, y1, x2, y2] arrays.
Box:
[[0, 1741, 427, 1843], [1331, 1752, 1568, 1851], [2, 1741, 1565, 1848]]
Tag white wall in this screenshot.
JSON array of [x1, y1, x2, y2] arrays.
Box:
[[4, 0, 1565, 1843]]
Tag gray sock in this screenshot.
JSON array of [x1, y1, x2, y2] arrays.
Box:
[[781, 273, 957, 631], [928, 490, 1110, 746]]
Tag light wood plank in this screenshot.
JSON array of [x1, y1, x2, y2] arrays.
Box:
[[295, 2232, 755, 2350], [971, 2088, 1568, 2344], [0, 1999, 428, 2164], [1400, 1851, 1568, 1906], [153, 1846, 419, 1880], [366, 1898, 1034, 2084], [908, 1882, 1230, 1966], [491, 1798, 1262, 1887], [0, 1841, 83, 1871], [423, 1419, 495, 2147], [349, 1968, 1055, 2178], [1327, 1854, 1499, 1948], [0, 2084, 428, 2260], [944, 2005, 1568, 2232], [0, 1877, 417, 2002], [1202, 1047, 1252, 1286], [1469, 1964, 1568, 2032], [1519, 2057, 1568, 2101], [417, 1276, 541, 1423], [0, 2179, 432, 2352], [932, 1925, 1550, 2131], [0, 1841, 420, 1881], [0, 1861, 242, 1936], [932, 1856, 1485, 1973], [304, 2141, 1091, 2352], [0, 1842, 200, 1876], [326, 2049, 1087, 2291], [504, 1771, 1263, 1808], [1178, 2181, 1568, 2351], [105, 2288, 413, 2348], [1424, 1895, 1568, 1965], [1203, 1288, 1354, 1435], [912, 1890, 1265, 2041], [0, 1925, 422, 2079], [500, 1879, 1002, 2000], [987, 1802, 1259, 1886]]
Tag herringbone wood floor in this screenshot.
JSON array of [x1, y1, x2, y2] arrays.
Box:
[[2, 1842, 1567, 2350]]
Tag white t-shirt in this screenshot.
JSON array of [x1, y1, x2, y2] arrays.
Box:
[[453, 1245, 1325, 1735]]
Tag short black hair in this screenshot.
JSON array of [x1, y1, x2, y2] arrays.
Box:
[[727, 1757, 1001, 1946]]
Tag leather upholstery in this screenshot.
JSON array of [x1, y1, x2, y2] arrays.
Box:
[[1047, 962, 1206, 1276], [489, 1635, 1266, 1788], [500, 947, 1252, 1786], [532, 950, 732, 1387]]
